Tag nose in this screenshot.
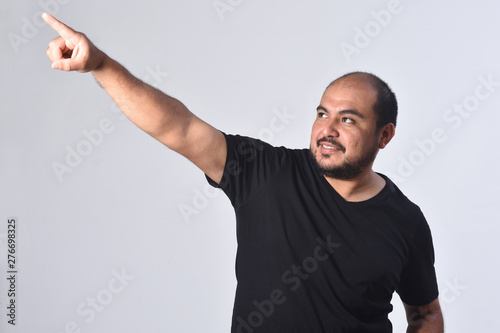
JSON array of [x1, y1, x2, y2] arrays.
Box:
[[321, 119, 340, 138]]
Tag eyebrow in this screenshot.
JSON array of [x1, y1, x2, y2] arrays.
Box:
[[316, 105, 365, 119]]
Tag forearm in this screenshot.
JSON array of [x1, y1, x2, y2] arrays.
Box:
[[91, 53, 193, 150], [406, 311, 444, 332], [44, 13, 226, 181]]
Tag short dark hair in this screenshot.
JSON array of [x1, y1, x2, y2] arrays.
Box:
[[326, 71, 398, 130]]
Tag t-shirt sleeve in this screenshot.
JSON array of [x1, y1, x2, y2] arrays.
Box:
[[205, 132, 287, 209], [396, 214, 439, 306]]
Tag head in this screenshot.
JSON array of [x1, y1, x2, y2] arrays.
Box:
[[309, 72, 397, 180]]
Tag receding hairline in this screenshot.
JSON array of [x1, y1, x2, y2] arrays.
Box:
[[325, 72, 382, 92]]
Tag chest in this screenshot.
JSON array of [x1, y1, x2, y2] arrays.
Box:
[[237, 178, 409, 297]]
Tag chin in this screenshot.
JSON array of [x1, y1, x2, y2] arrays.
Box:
[[315, 153, 342, 170]]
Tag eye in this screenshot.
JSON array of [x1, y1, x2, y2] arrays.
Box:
[[317, 112, 328, 119], [342, 117, 354, 124]]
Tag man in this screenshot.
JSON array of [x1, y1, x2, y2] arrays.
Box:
[[42, 12, 443, 332]]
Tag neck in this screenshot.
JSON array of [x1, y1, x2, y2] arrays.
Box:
[[323, 168, 386, 202]]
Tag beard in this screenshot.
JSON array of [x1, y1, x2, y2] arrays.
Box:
[[309, 137, 378, 180]]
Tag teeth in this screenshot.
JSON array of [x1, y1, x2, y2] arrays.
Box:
[[322, 145, 336, 149]]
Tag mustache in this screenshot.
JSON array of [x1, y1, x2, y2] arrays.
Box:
[[317, 137, 346, 153]]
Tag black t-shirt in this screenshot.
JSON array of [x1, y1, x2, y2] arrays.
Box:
[[206, 133, 439, 333]]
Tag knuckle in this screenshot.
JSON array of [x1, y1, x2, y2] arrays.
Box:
[[48, 40, 59, 48]]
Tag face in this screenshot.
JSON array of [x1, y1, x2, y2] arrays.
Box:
[[310, 78, 382, 180]]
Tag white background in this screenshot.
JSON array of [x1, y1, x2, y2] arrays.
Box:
[[1, 0, 499, 332]]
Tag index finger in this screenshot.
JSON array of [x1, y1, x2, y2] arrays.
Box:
[[42, 12, 77, 40]]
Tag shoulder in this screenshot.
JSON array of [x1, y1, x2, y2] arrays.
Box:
[[378, 173, 429, 230], [222, 132, 306, 165], [380, 174, 422, 212]]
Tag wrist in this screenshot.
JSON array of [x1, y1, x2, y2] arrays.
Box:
[[91, 49, 109, 73]]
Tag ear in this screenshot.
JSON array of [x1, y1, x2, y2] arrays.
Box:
[[377, 123, 396, 149]]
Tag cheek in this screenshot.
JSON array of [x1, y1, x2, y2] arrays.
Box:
[[344, 131, 365, 153], [310, 122, 321, 140], [351, 131, 375, 153]]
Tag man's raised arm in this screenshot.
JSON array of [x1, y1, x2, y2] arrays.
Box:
[[42, 13, 226, 184]]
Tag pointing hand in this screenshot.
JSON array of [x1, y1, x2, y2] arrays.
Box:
[[43, 12, 104, 72]]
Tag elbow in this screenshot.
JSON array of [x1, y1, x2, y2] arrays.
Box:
[[405, 298, 444, 333]]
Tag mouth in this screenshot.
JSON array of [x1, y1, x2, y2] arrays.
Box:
[[321, 144, 339, 150], [318, 139, 345, 153], [320, 145, 341, 155]]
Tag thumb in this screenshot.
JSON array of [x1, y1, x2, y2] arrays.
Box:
[[52, 59, 74, 71]]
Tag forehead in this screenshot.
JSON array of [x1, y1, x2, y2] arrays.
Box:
[[320, 78, 378, 115]]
